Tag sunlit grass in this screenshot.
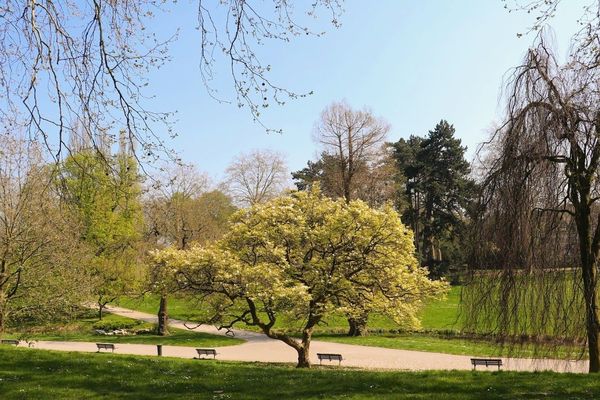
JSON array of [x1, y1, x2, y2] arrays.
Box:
[[4, 312, 242, 348], [116, 286, 463, 333]]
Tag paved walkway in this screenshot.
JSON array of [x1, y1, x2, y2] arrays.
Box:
[[25, 305, 589, 373]]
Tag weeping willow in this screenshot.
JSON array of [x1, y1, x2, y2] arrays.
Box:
[[464, 35, 600, 372]]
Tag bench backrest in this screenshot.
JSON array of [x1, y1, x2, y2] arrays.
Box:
[[471, 358, 502, 365], [317, 353, 343, 360]]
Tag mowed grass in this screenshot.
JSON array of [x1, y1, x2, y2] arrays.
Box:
[[4, 312, 242, 348], [420, 286, 462, 330], [314, 334, 506, 357], [116, 286, 463, 332], [312, 333, 582, 359], [0, 347, 599, 400], [117, 295, 210, 322], [116, 288, 486, 357]]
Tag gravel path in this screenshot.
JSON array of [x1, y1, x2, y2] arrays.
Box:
[[23, 305, 589, 373]]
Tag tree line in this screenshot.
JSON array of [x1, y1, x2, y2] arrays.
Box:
[[3, 0, 600, 373], [0, 102, 472, 345]]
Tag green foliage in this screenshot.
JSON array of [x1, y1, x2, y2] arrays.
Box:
[[92, 319, 142, 331], [291, 153, 346, 197], [4, 312, 241, 347], [59, 149, 144, 306], [0, 136, 92, 329], [1, 348, 600, 399], [391, 121, 476, 278], [151, 187, 447, 366]]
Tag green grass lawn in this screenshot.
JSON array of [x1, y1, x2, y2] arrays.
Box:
[[421, 286, 462, 330], [116, 286, 463, 333], [314, 333, 508, 357], [116, 290, 583, 359], [4, 312, 242, 348], [0, 347, 598, 399], [313, 333, 581, 359], [116, 294, 214, 322]]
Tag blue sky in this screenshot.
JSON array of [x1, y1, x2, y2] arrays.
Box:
[[145, 0, 586, 181]]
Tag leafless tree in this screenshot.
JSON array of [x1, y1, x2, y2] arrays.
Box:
[[0, 1, 343, 163], [505, 0, 600, 68], [224, 149, 288, 207], [145, 164, 214, 247], [465, 35, 600, 372], [313, 101, 391, 205], [311, 101, 391, 336]]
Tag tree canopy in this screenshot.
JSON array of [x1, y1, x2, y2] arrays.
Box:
[[59, 148, 144, 319], [391, 121, 475, 278], [0, 135, 91, 329], [151, 186, 448, 367]]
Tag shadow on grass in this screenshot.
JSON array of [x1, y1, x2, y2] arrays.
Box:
[[0, 347, 599, 399]]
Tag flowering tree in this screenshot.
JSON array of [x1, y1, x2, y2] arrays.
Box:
[[151, 187, 448, 367]]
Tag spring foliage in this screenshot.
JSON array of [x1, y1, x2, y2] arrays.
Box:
[[151, 187, 447, 365]]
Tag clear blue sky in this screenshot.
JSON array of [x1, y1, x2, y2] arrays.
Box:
[[145, 0, 586, 181]]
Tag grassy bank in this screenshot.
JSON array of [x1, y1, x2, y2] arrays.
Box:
[[0, 347, 598, 399], [4, 312, 242, 348]]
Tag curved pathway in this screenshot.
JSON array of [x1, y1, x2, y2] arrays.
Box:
[[26, 305, 588, 373]]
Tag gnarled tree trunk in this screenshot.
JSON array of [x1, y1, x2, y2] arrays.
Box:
[[347, 312, 369, 336], [296, 335, 311, 368]]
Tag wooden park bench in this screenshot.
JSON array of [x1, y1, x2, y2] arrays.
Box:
[[1, 339, 19, 346], [195, 348, 217, 359], [317, 353, 343, 365], [96, 343, 116, 353], [471, 358, 502, 371]]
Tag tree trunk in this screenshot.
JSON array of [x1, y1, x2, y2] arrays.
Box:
[[296, 345, 311, 368], [347, 313, 369, 336], [98, 302, 105, 320], [577, 218, 600, 372], [157, 294, 169, 336], [582, 263, 600, 373], [573, 186, 600, 373], [296, 326, 313, 368], [0, 307, 5, 333]]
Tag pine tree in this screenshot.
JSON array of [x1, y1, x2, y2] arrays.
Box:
[[392, 121, 475, 278]]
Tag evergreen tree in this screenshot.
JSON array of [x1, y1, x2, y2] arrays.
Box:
[[392, 121, 475, 278]]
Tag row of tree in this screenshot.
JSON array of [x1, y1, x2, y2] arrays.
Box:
[[292, 103, 476, 279], [289, 102, 475, 335], [0, 101, 474, 340], [0, 132, 253, 330]]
